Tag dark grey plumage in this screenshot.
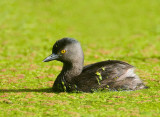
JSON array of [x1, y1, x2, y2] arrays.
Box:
[[43, 37, 147, 92]]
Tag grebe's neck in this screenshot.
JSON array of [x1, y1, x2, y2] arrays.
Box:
[[60, 60, 83, 82]]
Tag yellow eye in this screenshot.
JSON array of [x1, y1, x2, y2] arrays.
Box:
[[61, 49, 66, 54]]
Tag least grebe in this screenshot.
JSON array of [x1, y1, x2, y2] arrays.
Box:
[[43, 38, 147, 92]]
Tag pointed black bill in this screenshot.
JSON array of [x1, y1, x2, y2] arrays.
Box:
[[43, 53, 59, 62]]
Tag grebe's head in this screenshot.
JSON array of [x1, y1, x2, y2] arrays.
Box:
[[43, 37, 84, 64]]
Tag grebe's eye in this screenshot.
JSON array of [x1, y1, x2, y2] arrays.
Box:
[[61, 49, 66, 54]]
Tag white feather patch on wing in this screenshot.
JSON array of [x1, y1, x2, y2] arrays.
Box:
[[117, 68, 136, 81]]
